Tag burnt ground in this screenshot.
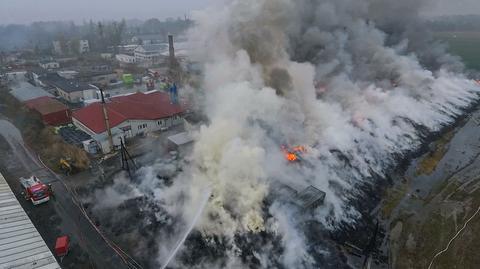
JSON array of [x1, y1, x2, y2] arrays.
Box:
[[0, 122, 130, 269]]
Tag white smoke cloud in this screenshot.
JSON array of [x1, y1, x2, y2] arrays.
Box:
[[166, 0, 480, 267], [87, 0, 480, 267]]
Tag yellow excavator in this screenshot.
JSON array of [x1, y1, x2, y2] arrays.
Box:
[[59, 158, 74, 175]]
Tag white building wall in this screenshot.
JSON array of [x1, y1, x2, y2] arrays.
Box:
[[73, 114, 184, 154], [116, 54, 136, 64], [79, 40, 90, 54], [40, 62, 60, 69]]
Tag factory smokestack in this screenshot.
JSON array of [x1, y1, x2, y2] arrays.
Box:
[[168, 34, 175, 61]]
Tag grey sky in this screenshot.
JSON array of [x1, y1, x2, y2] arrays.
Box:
[[0, 0, 480, 25], [0, 0, 211, 24]]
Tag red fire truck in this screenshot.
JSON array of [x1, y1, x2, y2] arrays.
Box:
[[20, 176, 53, 205]]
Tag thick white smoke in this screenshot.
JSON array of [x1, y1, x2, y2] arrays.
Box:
[[157, 0, 480, 267], [72, 0, 480, 268]]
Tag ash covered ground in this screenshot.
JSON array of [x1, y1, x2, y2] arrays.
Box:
[[80, 0, 480, 268]]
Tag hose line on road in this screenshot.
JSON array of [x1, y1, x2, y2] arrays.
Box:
[[427, 204, 480, 269], [37, 154, 143, 269]]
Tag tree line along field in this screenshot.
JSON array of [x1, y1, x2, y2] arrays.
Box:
[[433, 31, 480, 71]]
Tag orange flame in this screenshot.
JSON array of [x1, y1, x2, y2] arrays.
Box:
[[281, 145, 306, 162], [285, 152, 298, 162]]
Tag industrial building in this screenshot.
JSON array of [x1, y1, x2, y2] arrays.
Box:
[[24, 96, 71, 126], [72, 91, 185, 154], [134, 44, 167, 63], [9, 80, 53, 102], [41, 74, 98, 103]]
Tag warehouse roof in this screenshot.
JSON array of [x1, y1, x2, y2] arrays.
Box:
[[0, 173, 60, 269], [41, 74, 95, 93], [50, 78, 95, 93], [9, 81, 53, 102], [73, 91, 184, 134], [25, 96, 69, 115]]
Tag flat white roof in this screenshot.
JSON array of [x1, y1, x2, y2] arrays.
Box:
[[9, 81, 53, 102], [168, 132, 193, 146], [0, 173, 60, 269]]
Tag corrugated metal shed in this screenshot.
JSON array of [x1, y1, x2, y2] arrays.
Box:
[[0, 173, 60, 269], [9, 81, 53, 102]]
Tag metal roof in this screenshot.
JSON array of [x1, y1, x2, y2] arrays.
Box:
[[294, 186, 326, 209], [0, 173, 60, 269], [168, 132, 193, 146], [73, 91, 185, 134], [9, 81, 53, 102]]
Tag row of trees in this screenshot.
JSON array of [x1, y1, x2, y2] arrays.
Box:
[[426, 15, 480, 32], [0, 17, 193, 53]]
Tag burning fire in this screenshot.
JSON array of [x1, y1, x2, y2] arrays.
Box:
[[281, 145, 307, 162]]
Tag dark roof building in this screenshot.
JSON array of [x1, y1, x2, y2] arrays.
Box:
[[41, 74, 97, 103]]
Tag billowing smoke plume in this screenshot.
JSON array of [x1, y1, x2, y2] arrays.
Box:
[[89, 0, 480, 268], [165, 0, 480, 267]]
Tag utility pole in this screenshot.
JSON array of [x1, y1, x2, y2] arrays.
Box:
[[120, 138, 137, 178], [100, 88, 114, 152]]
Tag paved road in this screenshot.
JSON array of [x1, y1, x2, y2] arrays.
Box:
[[0, 119, 131, 269]]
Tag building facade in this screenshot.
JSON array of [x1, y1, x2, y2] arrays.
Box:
[[79, 40, 90, 54], [45, 76, 98, 103], [24, 96, 71, 126], [39, 61, 60, 70], [72, 91, 185, 154], [134, 44, 166, 63], [116, 54, 136, 64]]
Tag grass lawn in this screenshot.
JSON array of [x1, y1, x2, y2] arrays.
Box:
[[433, 31, 480, 71]]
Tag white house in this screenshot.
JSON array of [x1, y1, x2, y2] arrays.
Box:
[[72, 91, 185, 154], [39, 60, 60, 70], [134, 44, 167, 63], [79, 40, 90, 54], [52, 41, 63, 55], [116, 54, 136, 64]]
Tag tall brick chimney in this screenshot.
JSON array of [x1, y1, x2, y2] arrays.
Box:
[[168, 34, 175, 60]]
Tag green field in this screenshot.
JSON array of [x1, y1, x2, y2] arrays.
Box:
[[434, 31, 480, 71]]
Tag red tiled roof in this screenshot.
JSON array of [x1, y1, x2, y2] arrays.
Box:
[[72, 91, 184, 134], [24, 96, 69, 115]]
